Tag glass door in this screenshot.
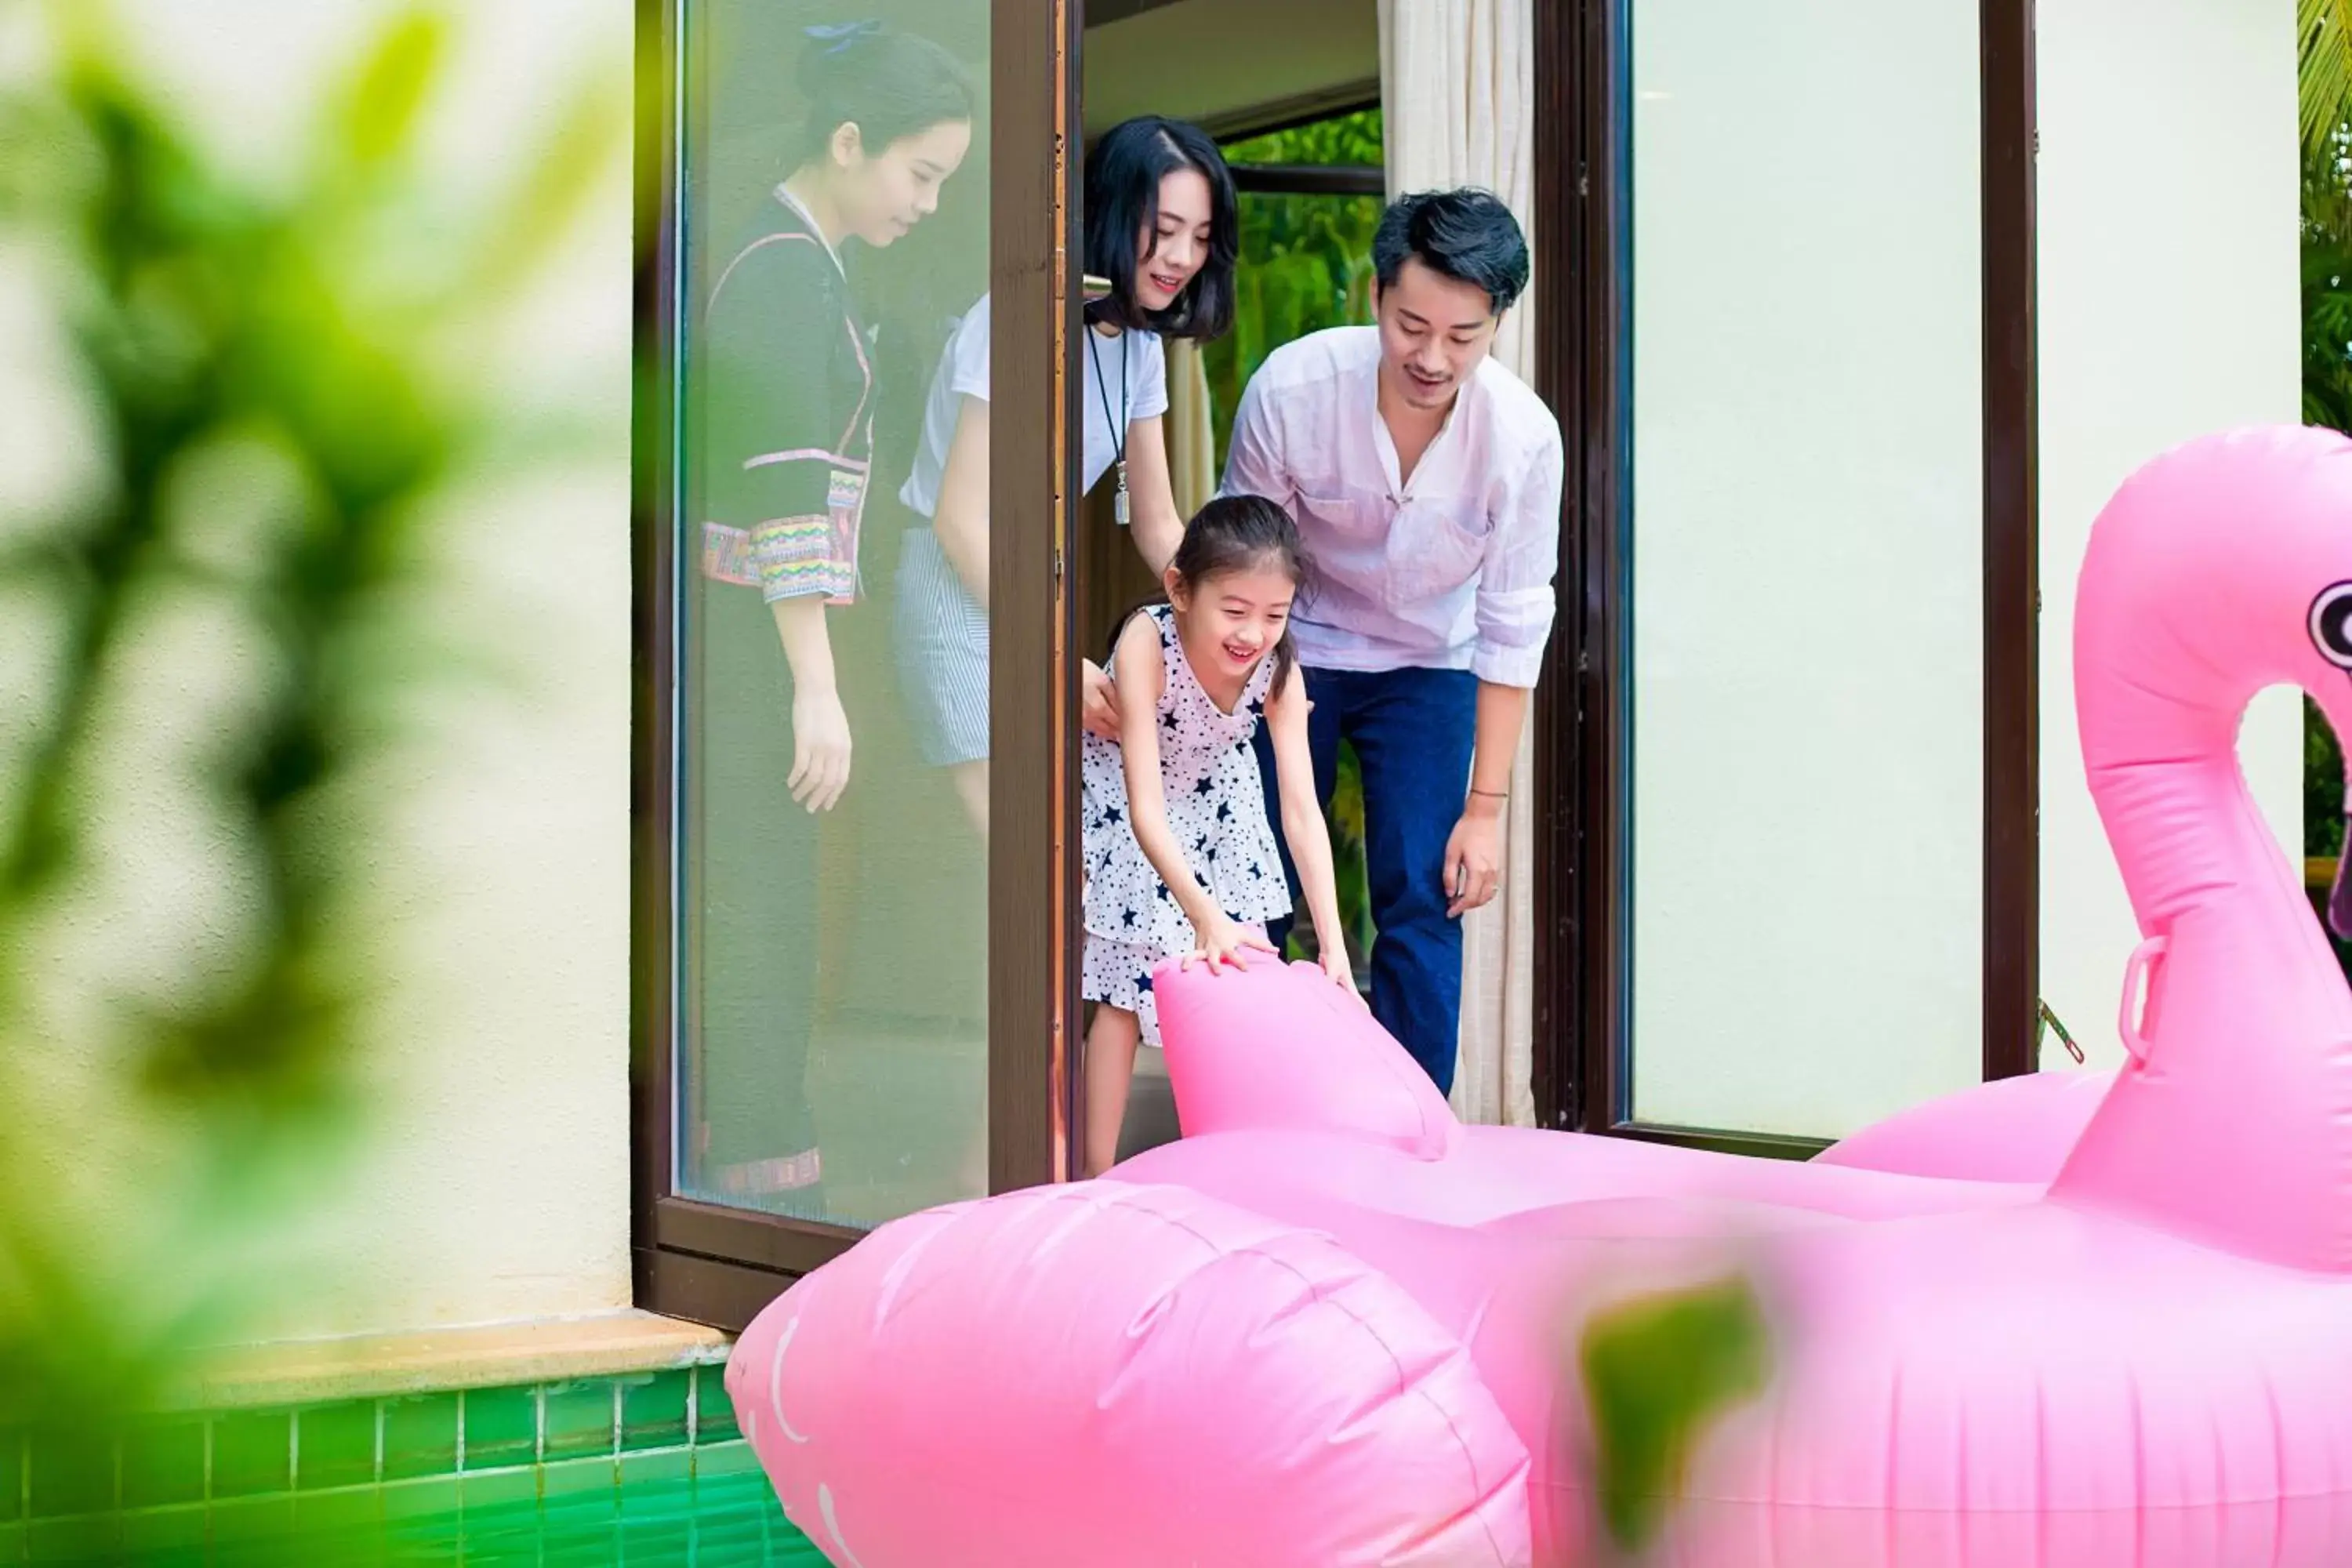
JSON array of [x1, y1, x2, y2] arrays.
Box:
[[1535, 0, 2038, 1148], [634, 0, 1077, 1327]]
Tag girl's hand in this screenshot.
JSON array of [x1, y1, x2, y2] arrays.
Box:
[[1184, 913, 1276, 975], [789, 687, 853, 812], [1319, 947, 1359, 999]]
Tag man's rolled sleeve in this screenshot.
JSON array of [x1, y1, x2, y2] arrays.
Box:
[[1470, 433, 1565, 688]]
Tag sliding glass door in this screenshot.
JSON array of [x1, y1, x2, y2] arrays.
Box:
[[1537, 0, 2038, 1146], [633, 0, 1076, 1327]]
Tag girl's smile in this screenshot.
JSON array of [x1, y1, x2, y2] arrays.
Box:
[[1170, 561, 1295, 713]]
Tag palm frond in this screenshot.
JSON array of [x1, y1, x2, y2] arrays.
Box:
[[2302, 0, 2352, 162]]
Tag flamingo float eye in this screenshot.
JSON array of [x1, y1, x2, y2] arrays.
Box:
[[2310, 581, 2352, 670]]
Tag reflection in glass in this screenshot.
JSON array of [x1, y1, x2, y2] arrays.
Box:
[[676, 3, 989, 1229]]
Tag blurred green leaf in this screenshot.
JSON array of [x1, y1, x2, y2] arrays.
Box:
[[466, 61, 633, 296], [1579, 1275, 1773, 1558], [336, 9, 449, 170]]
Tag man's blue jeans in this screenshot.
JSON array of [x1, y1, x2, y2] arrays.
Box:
[[1254, 665, 1479, 1095]]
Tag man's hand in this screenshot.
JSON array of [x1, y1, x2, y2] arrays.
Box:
[[1082, 658, 1122, 740], [1443, 800, 1504, 917]]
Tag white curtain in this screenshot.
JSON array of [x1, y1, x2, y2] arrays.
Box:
[[1378, 0, 1539, 1129], [1163, 337, 1218, 519]]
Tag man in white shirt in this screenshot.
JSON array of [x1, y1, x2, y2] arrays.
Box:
[[1222, 188, 1563, 1094]]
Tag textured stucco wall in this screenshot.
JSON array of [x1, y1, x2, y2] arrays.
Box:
[[0, 0, 637, 1340]]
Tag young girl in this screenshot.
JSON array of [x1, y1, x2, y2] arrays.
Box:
[[1080, 495, 1357, 1176]]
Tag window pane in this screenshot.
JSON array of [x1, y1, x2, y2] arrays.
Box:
[[673, 0, 992, 1228], [1626, 3, 1984, 1138]]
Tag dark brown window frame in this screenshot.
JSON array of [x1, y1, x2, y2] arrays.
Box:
[[1229, 163, 1386, 198], [1531, 0, 2039, 1155], [630, 0, 1082, 1330]]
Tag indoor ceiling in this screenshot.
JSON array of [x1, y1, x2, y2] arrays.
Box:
[[1082, 0, 1379, 140]]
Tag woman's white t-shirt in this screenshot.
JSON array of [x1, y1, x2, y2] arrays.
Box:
[[898, 292, 1170, 521]]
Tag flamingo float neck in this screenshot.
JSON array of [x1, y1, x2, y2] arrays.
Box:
[[2051, 426, 2352, 1272]]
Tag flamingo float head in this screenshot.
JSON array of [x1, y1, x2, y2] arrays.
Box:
[[2055, 425, 2352, 1269]]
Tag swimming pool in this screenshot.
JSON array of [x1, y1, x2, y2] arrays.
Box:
[[14, 1454, 822, 1566]]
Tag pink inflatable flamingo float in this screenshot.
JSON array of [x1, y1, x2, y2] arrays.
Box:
[[728, 425, 2352, 1566]]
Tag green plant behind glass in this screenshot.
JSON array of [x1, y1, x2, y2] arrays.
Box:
[[2303, 2, 2352, 895], [0, 0, 619, 1442]]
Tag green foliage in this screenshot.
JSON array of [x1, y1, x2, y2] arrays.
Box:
[[1203, 188, 1385, 466], [1203, 111, 1385, 469], [2302, 131, 2352, 434], [0, 0, 619, 1428], [2303, 0, 2352, 168], [1578, 1275, 1773, 1559], [2304, 3, 2352, 861], [2310, 698, 2347, 858], [1223, 107, 1385, 169]]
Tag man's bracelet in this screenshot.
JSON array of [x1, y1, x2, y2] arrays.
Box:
[[1468, 788, 1508, 800]]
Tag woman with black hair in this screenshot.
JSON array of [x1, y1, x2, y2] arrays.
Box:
[[895, 115, 1240, 837], [685, 21, 974, 1214]]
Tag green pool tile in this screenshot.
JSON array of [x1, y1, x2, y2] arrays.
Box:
[[25, 1512, 121, 1563], [291, 1482, 382, 1540], [121, 1417, 206, 1511], [376, 1472, 460, 1524], [693, 1367, 739, 1443], [459, 1467, 539, 1513], [541, 1381, 615, 1462], [619, 1515, 692, 1565], [537, 1453, 619, 1498], [616, 1446, 691, 1492], [118, 1503, 211, 1557], [26, 1426, 114, 1519], [691, 1439, 762, 1480], [209, 1410, 291, 1500], [0, 1428, 20, 1525], [536, 1491, 630, 1568], [205, 1492, 296, 1552], [295, 1400, 376, 1491], [619, 1370, 689, 1451], [461, 1385, 537, 1472], [379, 1393, 459, 1482], [540, 1526, 623, 1568]]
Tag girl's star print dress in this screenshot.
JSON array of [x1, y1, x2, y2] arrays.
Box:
[[1080, 604, 1293, 1045]]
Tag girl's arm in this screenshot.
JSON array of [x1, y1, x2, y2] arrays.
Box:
[[1120, 415, 1185, 577], [772, 597, 851, 812], [931, 394, 991, 610], [1265, 662, 1352, 990], [1114, 618, 1264, 971]]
